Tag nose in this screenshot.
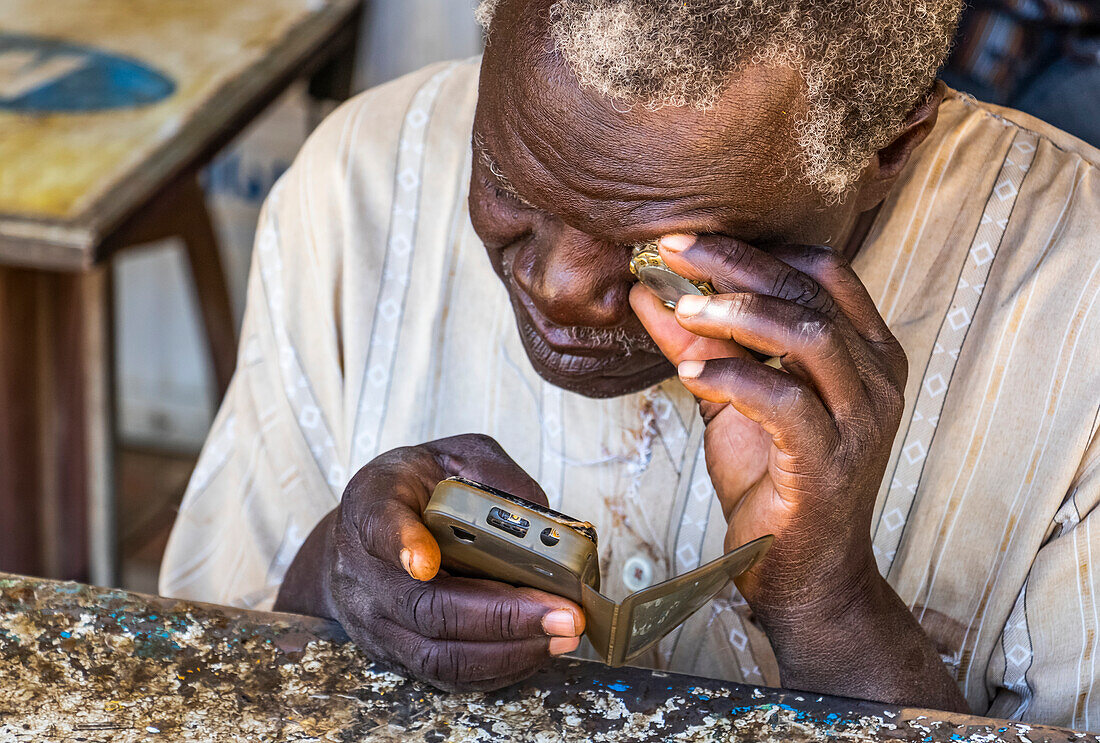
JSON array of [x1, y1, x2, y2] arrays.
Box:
[[511, 224, 631, 328]]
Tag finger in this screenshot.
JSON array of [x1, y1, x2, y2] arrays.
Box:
[[767, 245, 895, 345], [658, 234, 837, 319], [675, 293, 868, 420], [427, 433, 549, 506], [347, 613, 560, 692], [384, 572, 585, 641], [766, 245, 907, 386], [629, 283, 750, 366], [353, 495, 442, 582], [678, 357, 837, 456], [376, 615, 562, 689]]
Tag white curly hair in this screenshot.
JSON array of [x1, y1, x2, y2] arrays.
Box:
[[476, 0, 962, 197]]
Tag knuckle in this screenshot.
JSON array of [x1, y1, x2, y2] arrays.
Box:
[[774, 383, 809, 421], [488, 596, 527, 640], [458, 432, 501, 451], [810, 244, 849, 274], [400, 583, 446, 637], [716, 239, 752, 275], [409, 638, 449, 681], [793, 315, 837, 355]]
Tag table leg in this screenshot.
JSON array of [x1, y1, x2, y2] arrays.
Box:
[[177, 177, 237, 401], [82, 268, 117, 587], [0, 266, 43, 575], [0, 266, 116, 583], [307, 5, 362, 102]]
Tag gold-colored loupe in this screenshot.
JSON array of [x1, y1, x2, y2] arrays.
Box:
[[628, 241, 715, 310], [629, 240, 783, 369]]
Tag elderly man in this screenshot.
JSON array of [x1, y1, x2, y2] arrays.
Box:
[[161, 0, 1100, 726]]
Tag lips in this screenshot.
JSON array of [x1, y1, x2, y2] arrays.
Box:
[[496, 268, 657, 380]]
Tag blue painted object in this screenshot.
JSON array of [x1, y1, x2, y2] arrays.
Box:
[[0, 33, 175, 113]]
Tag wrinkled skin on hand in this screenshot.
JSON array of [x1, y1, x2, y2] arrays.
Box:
[[275, 434, 584, 692], [632, 236, 966, 711], [632, 235, 906, 615]]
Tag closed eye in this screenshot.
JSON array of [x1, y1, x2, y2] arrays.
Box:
[[482, 173, 536, 210]]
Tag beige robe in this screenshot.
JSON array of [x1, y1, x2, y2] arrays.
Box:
[[161, 58, 1100, 727]]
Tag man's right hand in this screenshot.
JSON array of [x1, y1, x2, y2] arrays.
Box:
[[274, 434, 585, 691]]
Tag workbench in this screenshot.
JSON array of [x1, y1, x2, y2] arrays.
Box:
[[1, 573, 1094, 742]]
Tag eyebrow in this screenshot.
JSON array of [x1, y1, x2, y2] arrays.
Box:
[[473, 132, 536, 208]]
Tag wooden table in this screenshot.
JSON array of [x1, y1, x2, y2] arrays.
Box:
[[0, 573, 1094, 742], [0, 0, 362, 585]]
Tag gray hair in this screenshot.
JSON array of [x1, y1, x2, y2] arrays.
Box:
[[476, 0, 962, 197]]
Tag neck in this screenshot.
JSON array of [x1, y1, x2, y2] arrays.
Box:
[[841, 202, 884, 262]]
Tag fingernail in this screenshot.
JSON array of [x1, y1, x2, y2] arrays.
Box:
[[400, 548, 414, 576], [543, 609, 577, 637], [678, 360, 705, 379], [677, 294, 708, 317], [549, 636, 581, 656], [659, 234, 696, 252]]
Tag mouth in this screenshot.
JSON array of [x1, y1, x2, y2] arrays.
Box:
[[501, 259, 664, 381]]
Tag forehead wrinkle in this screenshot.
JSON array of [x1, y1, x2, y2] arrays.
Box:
[[501, 98, 739, 210]]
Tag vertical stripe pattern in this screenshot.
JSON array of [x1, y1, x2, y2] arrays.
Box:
[[160, 62, 1100, 729], [873, 132, 1038, 572]]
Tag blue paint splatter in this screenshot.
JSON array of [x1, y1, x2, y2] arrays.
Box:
[[606, 682, 630, 692], [0, 33, 175, 113]]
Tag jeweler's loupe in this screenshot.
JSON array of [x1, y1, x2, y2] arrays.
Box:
[[628, 241, 715, 310]]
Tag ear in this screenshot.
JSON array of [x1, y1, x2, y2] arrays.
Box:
[[852, 83, 944, 211]]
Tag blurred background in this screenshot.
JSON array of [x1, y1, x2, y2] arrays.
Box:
[[0, 0, 1097, 594], [112, 0, 483, 591]]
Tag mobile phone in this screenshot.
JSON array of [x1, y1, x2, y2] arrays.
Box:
[[424, 476, 600, 604], [424, 476, 773, 667]]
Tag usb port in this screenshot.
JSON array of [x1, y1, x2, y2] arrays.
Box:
[[487, 507, 530, 538]]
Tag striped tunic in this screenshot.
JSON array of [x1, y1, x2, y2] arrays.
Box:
[[160, 58, 1100, 727]]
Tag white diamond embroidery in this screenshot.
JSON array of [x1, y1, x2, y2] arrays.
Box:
[[406, 109, 428, 128], [391, 235, 412, 256], [728, 626, 749, 652], [903, 440, 926, 465], [971, 242, 994, 266], [924, 373, 947, 397], [676, 543, 698, 568], [299, 405, 320, 430], [378, 298, 400, 321], [947, 306, 971, 331], [995, 179, 1018, 201], [398, 168, 420, 192], [1006, 644, 1029, 666], [367, 364, 387, 388], [884, 508, 905, 532]]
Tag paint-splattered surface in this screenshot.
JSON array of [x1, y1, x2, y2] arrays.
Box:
[[0, 573, 1095, 742], [0, 0, 355, 231]]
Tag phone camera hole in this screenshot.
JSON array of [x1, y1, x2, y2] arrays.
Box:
[[450, 526, 477, 543], [540, 528, 560, 546]]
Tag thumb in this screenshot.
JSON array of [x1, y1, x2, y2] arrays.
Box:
[[398, 515, 442, 582], [356, 498, 441, 582], [629, 283, 746, 365]]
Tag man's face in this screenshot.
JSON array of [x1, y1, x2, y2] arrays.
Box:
[[468, 6, 866, 398]]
